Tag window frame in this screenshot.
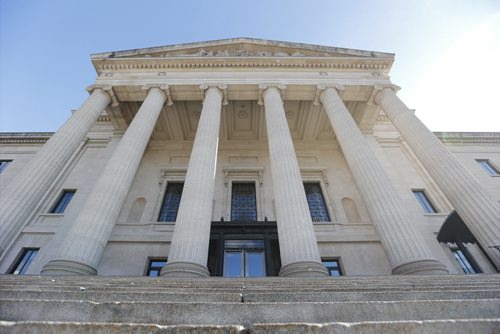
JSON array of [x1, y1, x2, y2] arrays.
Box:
[[0, 159, 12, 174], [476, 159, 500, 176], [49, 189, 76, 214], [412, 189, 438, 214], [300, 168, 335, 224], [321, 258, 343, 276], [304, 182, 331, 223], [157, 182, 184, 223], [223, 167, 264, 221], [230, 182, 258, 222], [145, 257, 168, 276], [9, 248, 39, 275], [153, 168, 187, 223]]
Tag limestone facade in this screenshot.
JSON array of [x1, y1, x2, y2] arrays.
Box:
[[1, 38, 499, 277]]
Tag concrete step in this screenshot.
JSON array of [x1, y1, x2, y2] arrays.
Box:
[[1, 274, 498, 328], [1, 288, 498, 303], [1, 274, 499, 291], [1, 298, 499, 326], [1, 319, 499, 334]]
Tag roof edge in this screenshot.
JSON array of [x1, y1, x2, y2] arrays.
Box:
[[91, 37, 395, 60]]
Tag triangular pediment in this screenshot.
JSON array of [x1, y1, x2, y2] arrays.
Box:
[[92, 38, 393, 60]]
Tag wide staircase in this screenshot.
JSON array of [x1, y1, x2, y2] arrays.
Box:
[[1, 274, 499, 333]]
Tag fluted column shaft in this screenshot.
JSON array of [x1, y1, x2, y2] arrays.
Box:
[[321, 87, 447, 275], [41, 87, 166, 275], [0, 88, 111, 258], [376, 87, 500, 270], [161, 87, 223, 278], [263, 87, 329, 277]]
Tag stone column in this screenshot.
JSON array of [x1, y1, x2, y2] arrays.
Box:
[[262, 85, 329, 277], [161, 85, 224, 278], [0, 87, 114, 258], [320, 86, 448, 275], [41, 86, 167, 275], [375, 86, 500, 270]]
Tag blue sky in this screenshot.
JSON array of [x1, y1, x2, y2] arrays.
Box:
[[1, 0, 499, 132]]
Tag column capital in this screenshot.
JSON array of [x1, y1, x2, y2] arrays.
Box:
[[200, 84, 228, 105], [314, 84, 344, 105], [86, 85, 119, 107], [142, 85, 173, 105], [258, 83, 286, 105], [373, 84, 401, 105]]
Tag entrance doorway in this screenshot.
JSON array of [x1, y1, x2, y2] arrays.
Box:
[[208, 221, 281, 277], [223, 240, 266, 277]]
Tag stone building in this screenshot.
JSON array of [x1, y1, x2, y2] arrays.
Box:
[[0, 38, 499, 331]]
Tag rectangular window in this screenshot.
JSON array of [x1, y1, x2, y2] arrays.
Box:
[[10, 248, 39, 275], [451, 247, 481, 274], [158, 182, 184, 222], [412, 190, 437, 214], [146, 258, 167, 276], [476, 159, 500, 176], [0, 160, 12, 174], [322, 258, 342, 276], [304, 182, 330, 222], [231, 182, 257, 221], [50, 190, 76, 214]]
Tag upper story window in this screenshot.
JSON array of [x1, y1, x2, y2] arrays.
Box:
[[412, 190, 437, 214], [10, 248, 39, 275], [322, 258, 343, 276], [49, 190, 76, 214], [158, 182, 184, 222], [146, 258, 167, 276], [0, 160, 12, 174], [304, 182, 330, 222], [476, 159, 500, 176], [231, 182, 257, 221]]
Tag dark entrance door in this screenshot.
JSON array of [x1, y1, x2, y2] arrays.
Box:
[[208, 221, 281, 277]]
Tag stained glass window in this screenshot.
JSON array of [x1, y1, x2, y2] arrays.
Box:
[[231, 183, 257, 221], [304, 182, 330, 222], [158, 183, 184, 222]]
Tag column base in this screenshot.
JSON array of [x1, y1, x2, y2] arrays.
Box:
[[41, 260, 97, 276], [160, 261, 210, 278], [279, 261, 330, 277], [392, 259, 449, 275]]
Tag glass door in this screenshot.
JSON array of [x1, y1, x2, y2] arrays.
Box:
[[223, 240, 266, 277]]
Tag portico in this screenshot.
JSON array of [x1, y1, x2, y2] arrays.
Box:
[[1, 38, 499, 278]]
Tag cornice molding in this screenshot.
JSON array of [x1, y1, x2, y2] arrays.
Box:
[[94, 58, 392, 74], [434, 132, 500, 144], [0, 133, 53, 144]]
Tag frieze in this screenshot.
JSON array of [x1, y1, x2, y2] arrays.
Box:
[[97, 61, 390, 71]]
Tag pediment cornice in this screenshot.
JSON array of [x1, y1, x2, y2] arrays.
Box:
[[91, 38, 394, 75], [92, 38, 394, 59]]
